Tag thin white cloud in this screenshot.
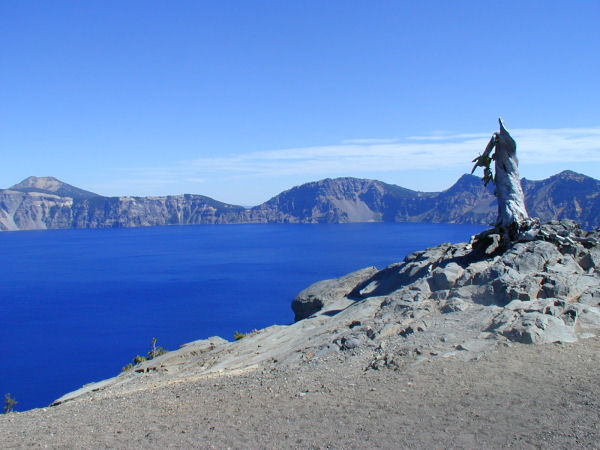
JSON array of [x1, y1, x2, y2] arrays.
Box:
[[511, 127, 600, 163], [341, 138, 399, 144], [120, 126, 600, 184], [406, 132, 490, 141]]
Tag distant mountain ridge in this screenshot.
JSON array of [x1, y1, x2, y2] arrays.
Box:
[[1, 170, 599, 231]]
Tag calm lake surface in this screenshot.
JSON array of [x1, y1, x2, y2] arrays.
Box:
[[0, 222, 484, 411]]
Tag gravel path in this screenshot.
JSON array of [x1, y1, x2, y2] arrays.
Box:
[[2, 336, 599, 449]]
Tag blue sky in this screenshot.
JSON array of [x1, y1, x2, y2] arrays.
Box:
[[2, 1, 599, 205]]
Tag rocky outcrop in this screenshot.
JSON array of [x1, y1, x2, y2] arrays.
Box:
[[291, 266, 378, 321], [307, 219, 600, 350], [2, 171, 600, 231], [51, 219, 600, 408]]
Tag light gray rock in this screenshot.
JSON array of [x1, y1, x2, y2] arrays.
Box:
[[510, 313, 575, 344], [579, 288, 600, 307], [579, 248, 600, 271], [488, 299, 579, 344], [291, 266, 378, 321], [570, 303, 600, 330], [441, 298, 470, 313], [351, 243, 452, 299], [428, 262, 464, 291]]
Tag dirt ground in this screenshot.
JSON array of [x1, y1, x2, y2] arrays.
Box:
[[2, 335, 599, 449]]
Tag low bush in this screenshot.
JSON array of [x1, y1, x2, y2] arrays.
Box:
[[121, 337, 169, 372], [233, 330, 246, 340], [234, 329, 259, 341], [3, 393, 17, 413]]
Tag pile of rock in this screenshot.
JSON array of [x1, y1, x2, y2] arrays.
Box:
[[293, 220, 600, 362]]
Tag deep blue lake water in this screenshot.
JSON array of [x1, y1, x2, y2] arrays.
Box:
[[0, 222, 484, 411]]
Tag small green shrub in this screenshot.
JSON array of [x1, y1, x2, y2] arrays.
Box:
[[122, 337, 170, 372], [233, 330, 246, 341], [234, 329, 258, 341], [133, 355, 148, 365], [3, 393, 17, 414]]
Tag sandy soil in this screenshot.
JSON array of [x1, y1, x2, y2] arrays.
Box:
[[2, 335, 599, 449]]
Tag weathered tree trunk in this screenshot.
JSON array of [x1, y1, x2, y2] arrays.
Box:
[[472, 118, 530, 238]]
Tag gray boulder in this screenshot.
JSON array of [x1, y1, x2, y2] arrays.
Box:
[[291, 266, 378, 321], [428, 262, 464, 291], [488, 299, 579, 344]]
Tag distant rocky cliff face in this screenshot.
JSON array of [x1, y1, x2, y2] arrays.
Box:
[[246, 177, 435, 224], [522, 170, 600, 229], [245, 170, 600, 229], [0, 191, 246, 231], [1, 170, 599, 231]]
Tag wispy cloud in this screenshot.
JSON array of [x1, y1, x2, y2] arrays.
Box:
[[121, 126, 600, 184], [406, 132, 490, 141], [341, 138, 399, 144], [511, 127, 600, 163]]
